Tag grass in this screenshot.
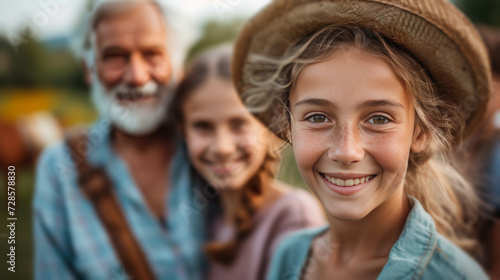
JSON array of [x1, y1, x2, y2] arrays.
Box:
[[277, 144, 308, 190], [0, 167, 34, 279]]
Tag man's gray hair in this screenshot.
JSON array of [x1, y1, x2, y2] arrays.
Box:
[[81, 0, 196, 80]]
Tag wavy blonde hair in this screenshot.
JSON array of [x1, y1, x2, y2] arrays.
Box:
[[242, 25, 483, 256]]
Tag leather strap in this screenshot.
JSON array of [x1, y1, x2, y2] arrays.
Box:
[[66, 130, 155, 280]]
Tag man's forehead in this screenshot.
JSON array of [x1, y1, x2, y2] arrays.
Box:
[[94, 2, 167, 45]]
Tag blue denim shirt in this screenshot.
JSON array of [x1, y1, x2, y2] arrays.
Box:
[[267, 197, 488, 280], [33, 119, 207, 280]]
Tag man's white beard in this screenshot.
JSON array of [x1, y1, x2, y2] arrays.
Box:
[[90, 72, 173, 135]]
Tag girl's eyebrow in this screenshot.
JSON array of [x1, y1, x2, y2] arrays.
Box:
[[359, 100, 405, 110], [293, 98, 405, 110], [294, 98, 334, 108]]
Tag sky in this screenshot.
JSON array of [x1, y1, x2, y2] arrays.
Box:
[[0, 0, 272, 40]]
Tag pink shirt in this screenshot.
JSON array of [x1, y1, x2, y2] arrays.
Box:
[[207, 188, 327, 280]]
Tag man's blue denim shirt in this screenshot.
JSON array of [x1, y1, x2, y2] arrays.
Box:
[[33, 119, 207, 279], [267, 197, 488, 280]]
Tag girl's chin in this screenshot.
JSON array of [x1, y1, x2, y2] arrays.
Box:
[[326, 207, 371, 222], [318, 196, 373, 221], [207, 177, 244, 191]]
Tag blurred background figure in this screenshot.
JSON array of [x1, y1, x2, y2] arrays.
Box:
[[173, 45, 326, 280], [1, 1, 279, 279], [460, 25, 500, 279], [33, 0, 207, 279], [0, 112, 62, 169]]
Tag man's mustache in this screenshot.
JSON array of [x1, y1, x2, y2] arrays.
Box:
[[113, 81, 160, 100]]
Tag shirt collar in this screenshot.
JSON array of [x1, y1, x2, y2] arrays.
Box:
[[86, 117, 114, 166], [379, 197, 438, 278]]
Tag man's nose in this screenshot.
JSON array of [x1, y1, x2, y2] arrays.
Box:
[[327, 123, 364, 165], [123, 53, 150, 86]]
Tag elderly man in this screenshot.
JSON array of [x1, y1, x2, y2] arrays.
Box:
[[33, 0, 205, 279]]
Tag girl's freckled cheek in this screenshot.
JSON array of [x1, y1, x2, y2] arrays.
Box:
[[370, 134, 410, 171], [293, 133, 322, 163]]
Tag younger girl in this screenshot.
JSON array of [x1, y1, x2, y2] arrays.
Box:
[[173, 45, 326, 280], [231, 0, 491, 279]]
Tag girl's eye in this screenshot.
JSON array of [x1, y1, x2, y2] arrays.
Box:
[[193, 122, 212, 132], [368, 115, 390, 125], [307, 114, 330, 123], [230, 119, 247, 132]]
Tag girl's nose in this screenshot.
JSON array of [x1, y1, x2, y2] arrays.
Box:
[[211, 127, 237, 159], [327, 123, 364, 165]]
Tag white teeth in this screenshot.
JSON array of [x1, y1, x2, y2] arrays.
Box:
[[323, 174, 374, 187], [214, 163, 233, 169]]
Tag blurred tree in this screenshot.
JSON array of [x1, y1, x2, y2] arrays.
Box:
[[455, 0, 500, 27], [0, 30, 45, 87], [187, 18, 245, 61], [0, 30, 86, 90]]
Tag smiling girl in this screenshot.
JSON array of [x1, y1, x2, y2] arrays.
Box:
[[231, 0, 491, 279], [172, 45, 326, 280]]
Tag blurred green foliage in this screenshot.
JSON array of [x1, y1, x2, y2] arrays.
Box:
[[186, 19, 245, 61], [455, 0, 500, 27], [0, 31, 86, 90], [277, 145, 308, 190]]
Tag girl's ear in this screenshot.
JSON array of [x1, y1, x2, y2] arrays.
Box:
[[410, 125, 430, 153]]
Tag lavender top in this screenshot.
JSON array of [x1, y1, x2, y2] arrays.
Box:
[[207, 188, 327, 280]]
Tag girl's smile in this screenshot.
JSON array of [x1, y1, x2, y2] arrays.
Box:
[[206, 159, 245, 176], [320, 173, 377, 195]]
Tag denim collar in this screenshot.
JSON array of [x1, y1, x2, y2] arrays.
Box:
[[378, 197, 438, 279], [86, 117, 114, 166], [85, 118, 183, 213]]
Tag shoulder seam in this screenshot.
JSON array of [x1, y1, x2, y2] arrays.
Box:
[[413, 222, 437, 280]]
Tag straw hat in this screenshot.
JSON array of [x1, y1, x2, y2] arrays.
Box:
[[232, 0, 492, 142]]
